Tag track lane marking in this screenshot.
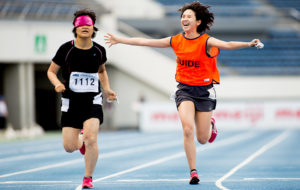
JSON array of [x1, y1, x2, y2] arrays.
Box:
[[74, 132, 256, 190], [0, 133, 176, 162], [0, 139, 182, 178], [244, 177, 300, 181], [0, 181, 72, 184], [215, 130, 289, 190]]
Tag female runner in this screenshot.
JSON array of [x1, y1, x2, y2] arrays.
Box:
[[48, 9, 117, 188], [104, 2, 263, 184]]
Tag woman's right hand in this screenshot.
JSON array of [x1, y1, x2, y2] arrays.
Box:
[[104, 33, 118, 47], [55, 84, 66, 93]]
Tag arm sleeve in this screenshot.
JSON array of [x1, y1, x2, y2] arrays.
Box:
[[52, 44, 67, 66], [94, 43, 107, 65], [101, 47, 107, 64]]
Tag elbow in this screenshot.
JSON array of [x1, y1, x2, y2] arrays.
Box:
[[47, 70, 55, 80], [47, 70, 51, 78]]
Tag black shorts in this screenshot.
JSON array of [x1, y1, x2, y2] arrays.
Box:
[[175, 82, 217, 112], [60, 96, 103, 129], [0, 117, 6, 129]]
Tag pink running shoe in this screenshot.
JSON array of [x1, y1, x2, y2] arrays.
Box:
[[189, 170, 200, 184], [79, 129, 85, 155], [208, 117, 217, 143], [82, 176, 93, 189]]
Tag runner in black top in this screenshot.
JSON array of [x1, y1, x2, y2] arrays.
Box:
[[47, 9, 117, 189]]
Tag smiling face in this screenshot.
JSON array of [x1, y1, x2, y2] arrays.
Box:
[[181, 9, 201, 33]]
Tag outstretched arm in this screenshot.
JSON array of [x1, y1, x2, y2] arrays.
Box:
[[207, 37, 263, 50], [104, 33, 171, 48]]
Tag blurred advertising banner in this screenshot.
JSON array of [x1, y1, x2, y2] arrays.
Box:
[[140, 101, 300, 132]]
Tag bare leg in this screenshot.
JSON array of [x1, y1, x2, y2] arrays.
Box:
[[195, 111, 213, 144], [83, 118, 100, 177], [178, 101, 196, 171], [62, 127, 82, 153]]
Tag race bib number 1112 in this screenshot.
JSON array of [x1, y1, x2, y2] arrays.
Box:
[[69, 72, 99, 93]]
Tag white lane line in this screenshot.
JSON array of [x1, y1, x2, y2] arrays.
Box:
[[215, 130, 289, 190], [0, 139, 182, 178], [0, 133, 174, 162], [118, 179, 188, 182], [0, 144, 62, 156], [116, 177, 300, 184], [0, 133, 134, 156], [0, 151, 64, 163], [0, 159, 82, 178], [244, 177, 300, 181], [0, 181, 72, 184], [75, 132, 256, 190]]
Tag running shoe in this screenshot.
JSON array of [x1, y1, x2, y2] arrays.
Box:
[[189, 170, 200, 184], [208, 117, 217, 143], [82, 176, 93, 189], [79, 129, 85, 155]]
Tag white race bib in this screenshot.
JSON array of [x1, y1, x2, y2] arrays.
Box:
[[69, 72, 99, 93]]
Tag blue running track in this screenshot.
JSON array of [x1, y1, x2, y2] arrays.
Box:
[[0, 129, 299, 190]]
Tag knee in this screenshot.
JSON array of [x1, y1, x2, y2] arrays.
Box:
[[83, 134, 97, 147], [197, 136, 208, 145], [182, 125, 194, 139], [63, 145, 77, 153]]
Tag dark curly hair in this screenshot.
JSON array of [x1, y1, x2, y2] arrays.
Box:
[[179, 1, 214, 33], [72, 9, 98, 38]]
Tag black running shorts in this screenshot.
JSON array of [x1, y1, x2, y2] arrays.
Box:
[[61, 97, 103, 129], [175, 82, 216, 112]]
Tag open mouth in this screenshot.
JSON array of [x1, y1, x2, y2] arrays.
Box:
[[82, 30, 89, 33], [183, 23, 189, 27]]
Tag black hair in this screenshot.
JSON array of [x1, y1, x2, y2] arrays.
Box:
[[72, 9, 98, 38], [179, 1, 214, 33]]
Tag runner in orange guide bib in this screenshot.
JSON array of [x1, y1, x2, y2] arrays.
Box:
[[104, 1, 263, 185], [172, 33, 220, 86]]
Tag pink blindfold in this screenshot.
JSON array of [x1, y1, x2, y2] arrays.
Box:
[[74, 15, 94, 27]]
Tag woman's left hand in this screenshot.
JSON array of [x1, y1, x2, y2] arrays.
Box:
[[105, 89, 118, 103], [249, 39, 261, 47]]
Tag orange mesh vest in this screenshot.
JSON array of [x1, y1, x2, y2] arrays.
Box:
[[171, 33, 220, 86]]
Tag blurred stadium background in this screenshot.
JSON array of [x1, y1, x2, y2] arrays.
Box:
[[0, 0, 300, 138]]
